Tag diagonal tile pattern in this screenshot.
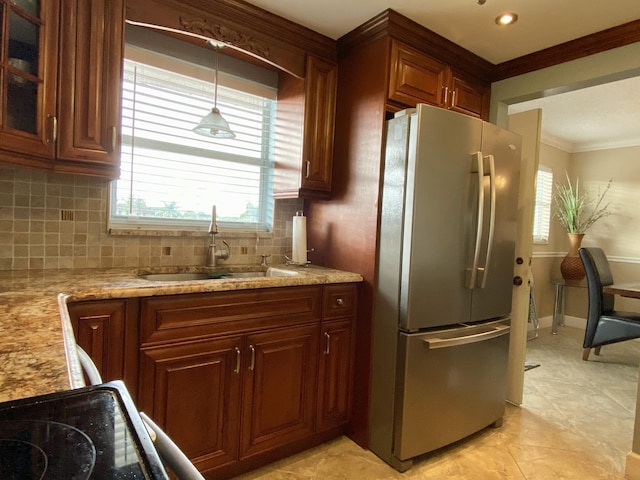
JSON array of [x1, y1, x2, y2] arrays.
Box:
[[235, 326, 639, 479]]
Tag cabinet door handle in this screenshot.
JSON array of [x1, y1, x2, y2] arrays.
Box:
[[47, 114, 58, 144], [305, 160, 311, 179], [451, 90, 457, 108], [336, 297, 344, 306], [324, 332, 331, 355], [442, 86, 449, 106], [248, 344, 255, 371], [234, 346, 241, 374], [110, 126, 117, 152]]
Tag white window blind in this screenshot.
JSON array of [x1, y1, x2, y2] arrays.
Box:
[[533, 166, 553, 244], [110, 42, 277, 232]]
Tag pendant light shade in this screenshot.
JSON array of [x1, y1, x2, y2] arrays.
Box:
[[193, 44, 236, 139], [193, 107, 236, 138]]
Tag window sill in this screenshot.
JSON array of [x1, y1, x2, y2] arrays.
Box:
[[108, 228, 273, 239]]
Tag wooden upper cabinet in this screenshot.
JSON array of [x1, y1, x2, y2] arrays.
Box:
[[0, 0, 124, 178], [56, 0, 124, 174], [447, 69, 490, 119], [275, 55, 337, 199], [301, 56, 337, 194], [0, 0, 58, 162], [387, 39, 490, 120], [388, 40, 447, 109]]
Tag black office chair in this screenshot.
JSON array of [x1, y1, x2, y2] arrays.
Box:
[[578, 247, 640, 361]]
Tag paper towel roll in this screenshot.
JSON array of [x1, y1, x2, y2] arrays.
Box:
[[292, 212, 307, 265]]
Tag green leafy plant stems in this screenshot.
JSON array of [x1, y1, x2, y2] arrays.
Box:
[[552, 173, 612, 234]]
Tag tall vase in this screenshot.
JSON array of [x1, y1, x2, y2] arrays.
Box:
[[560, 233, 586, 283]]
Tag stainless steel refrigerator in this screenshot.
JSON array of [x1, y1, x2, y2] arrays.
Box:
[[369, 104, 521, 472]]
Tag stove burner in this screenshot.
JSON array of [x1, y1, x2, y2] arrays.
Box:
[[0, 420, 95, 480], [0, 439, 47, 479], [0, 382, 169, 479]]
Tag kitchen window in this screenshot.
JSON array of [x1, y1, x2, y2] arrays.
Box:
[[109, 26, 278, 233], [533, 166, 553, 244]]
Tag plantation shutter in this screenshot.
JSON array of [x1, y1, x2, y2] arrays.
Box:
[[533, 166, 553, 244]]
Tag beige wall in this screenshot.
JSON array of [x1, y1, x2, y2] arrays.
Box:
[[573, 146, 640, 258], [529, 144, 640, 321], [0, 164, 301, 271]]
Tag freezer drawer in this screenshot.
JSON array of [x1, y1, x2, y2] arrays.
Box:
[[394, 319, 510, 462]]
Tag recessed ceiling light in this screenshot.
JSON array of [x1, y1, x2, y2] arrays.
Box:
[[495, 12, 518, 26]]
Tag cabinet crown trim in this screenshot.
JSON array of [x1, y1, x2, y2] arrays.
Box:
[[179, 16, 271, 59]]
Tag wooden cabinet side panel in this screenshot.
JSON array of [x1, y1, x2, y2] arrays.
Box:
[[139, 337, 242, 471], [240, 324, 319, 458], [57, 0, 124, 169], [273, 70, 304, 198], [318, 318, 354, 430]]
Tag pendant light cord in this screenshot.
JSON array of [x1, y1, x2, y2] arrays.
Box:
[[214, 47, 219, 109]]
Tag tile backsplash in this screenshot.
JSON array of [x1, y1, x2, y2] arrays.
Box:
[[0, 165, 302, 271]]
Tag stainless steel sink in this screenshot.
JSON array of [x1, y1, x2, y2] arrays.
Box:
[[138, 272, 232, 281], [138, 267, 298, 282]]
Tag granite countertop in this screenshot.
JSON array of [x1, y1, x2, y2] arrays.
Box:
[[0, 264, 362, 403]]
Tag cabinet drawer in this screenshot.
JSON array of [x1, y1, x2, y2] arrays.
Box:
[[322, 284, 357, 320], [141, 286, 322, 345]]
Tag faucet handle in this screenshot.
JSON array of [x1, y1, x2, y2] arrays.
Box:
[[260, 254, 271, 267], [215, 239, 231, 262]]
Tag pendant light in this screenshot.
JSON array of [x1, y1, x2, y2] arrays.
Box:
[[192, 43, 236, 139]]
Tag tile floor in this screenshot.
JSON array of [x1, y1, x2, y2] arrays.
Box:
[[235, 326, 640, 479]]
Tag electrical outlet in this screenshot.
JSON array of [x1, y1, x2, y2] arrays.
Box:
[[240, 246, 248, 254]]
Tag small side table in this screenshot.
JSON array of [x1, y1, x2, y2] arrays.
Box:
[[551, 278, 587, 334]]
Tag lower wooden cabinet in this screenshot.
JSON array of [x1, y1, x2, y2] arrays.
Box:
[[240, 324, 319, 458], [138, 335, 242, 472], [318, 318, 354, 430], [67, 283, 356, 479]]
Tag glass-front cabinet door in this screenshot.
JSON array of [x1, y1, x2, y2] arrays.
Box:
[[1, 0, 57, 160]]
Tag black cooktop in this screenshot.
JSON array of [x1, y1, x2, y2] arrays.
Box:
[[0, 381, 168, 479]]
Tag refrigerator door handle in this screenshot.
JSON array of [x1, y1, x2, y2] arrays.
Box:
[[467, 151, 485, 289], [422, 324, 510, 349], [478, 154, 496, 289]]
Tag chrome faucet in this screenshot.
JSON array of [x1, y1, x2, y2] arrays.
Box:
[[206, 210, 230, 267], [206, 232, 230, 267]]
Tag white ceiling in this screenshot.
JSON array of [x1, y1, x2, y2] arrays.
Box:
[[509, 76, 640, 153], [244, 0, 640, 152]]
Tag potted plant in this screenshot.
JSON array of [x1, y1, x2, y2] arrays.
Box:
[[553, 173, 612, 282]]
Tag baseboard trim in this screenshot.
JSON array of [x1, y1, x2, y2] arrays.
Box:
[[626, 451, 640, 479]]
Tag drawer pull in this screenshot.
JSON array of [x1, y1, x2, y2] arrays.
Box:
[[249, 344, 255, 371], [234, 346, 241, 374], [324, 332, 331, 355], [336, 298, 344, 306]]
